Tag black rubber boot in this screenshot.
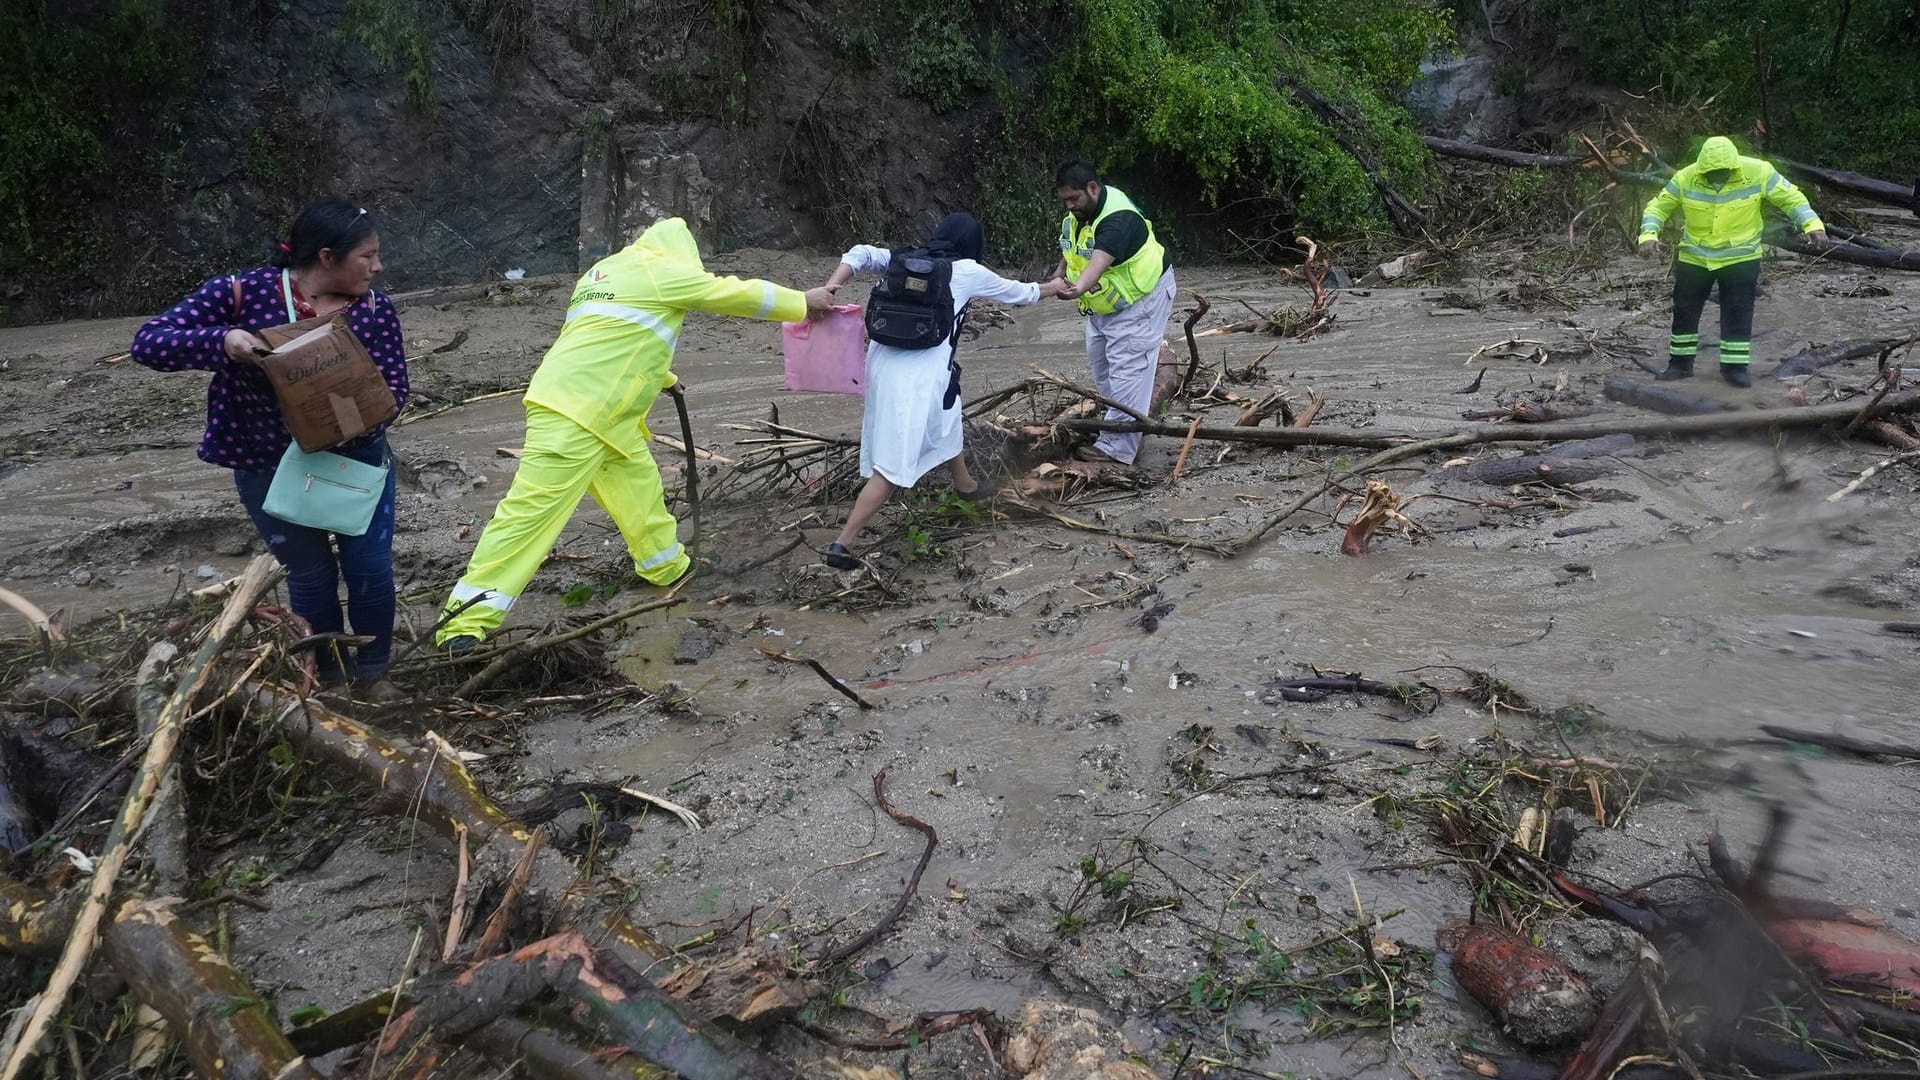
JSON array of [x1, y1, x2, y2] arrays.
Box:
[[1720, 363, 1752, 388], [1654, 359, 1695, 382]]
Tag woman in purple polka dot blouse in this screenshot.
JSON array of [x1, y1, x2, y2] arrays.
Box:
[[131, 198, 410, 701]]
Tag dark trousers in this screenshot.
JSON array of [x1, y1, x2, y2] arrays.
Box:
[[1670, 259, 1760, 366], [233, 439, 398, 680]]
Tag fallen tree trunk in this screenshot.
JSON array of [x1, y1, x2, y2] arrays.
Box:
[[1774, 338, 1905, 379], [379, 934, 790, 1080], [1774, 158, 1919, 213], [100, 898, 325, 1080], [1772, 232, 1920, 271], [1422, 136, 1584, 170], [1447, 455, 1616, 487], [1602, 376, 1735, 416], [1225, 390, 1920, 554], [1067, 388, 1920, 451]]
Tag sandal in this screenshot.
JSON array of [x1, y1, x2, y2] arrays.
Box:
[[822, 542, 861, 571], [957, 478, 999, 503]]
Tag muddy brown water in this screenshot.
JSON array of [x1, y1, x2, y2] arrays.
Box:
[[5, 253, 1920, 1075]]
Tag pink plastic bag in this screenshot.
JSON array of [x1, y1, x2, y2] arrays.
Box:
[[782, 304, 867, 396]]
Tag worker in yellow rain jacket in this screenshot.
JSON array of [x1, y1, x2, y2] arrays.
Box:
[[1638, 136, 1828, 388], [1053, 161, 1175, 465], [436, 218, 836, 652]]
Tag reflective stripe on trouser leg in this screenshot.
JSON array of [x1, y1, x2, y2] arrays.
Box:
[[587, 444, 689, 585], [1088, 269, 1176, 465], [1668, 332, 1699, 359], [437, 404, 611, 643], [1719, 340, 1751, 366]]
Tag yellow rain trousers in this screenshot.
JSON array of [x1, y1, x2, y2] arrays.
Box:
[[437, 217, 806, 643]]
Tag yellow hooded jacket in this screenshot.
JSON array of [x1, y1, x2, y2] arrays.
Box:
[[525, 217, 807, 456], [1639, 136, 1824, 270]]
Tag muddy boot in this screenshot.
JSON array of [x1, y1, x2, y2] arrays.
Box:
[[441, 635, 480, 657], [351, 676, 406, 704], [1655, 359, 1695, 381], [1720, 363, 1752, 388]]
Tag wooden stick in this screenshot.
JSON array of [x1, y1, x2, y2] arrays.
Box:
[[757, 649, 876, 710], [456, 591, 690, 697], [0, 555, 279, 1080], [1004, 498, 1237, 556], [1168, 417, 1202, 484], [1030, 367, 1148, 423], [1293, 393, 1326, 429], [1826, 446, 1920, 502], [665, 385, 702, 569], [473, 831, 543, 962], [1229, 434, 1473, 555], [444, 826, 472, 959], [1180, 294, 1211, 395]]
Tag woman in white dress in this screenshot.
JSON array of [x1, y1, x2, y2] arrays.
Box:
[[819, 213, 1065, 569]]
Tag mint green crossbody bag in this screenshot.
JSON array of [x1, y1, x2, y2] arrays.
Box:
[[262, 445, 389, 536]]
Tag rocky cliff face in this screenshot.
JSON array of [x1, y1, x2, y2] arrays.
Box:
[[20, 0, 985, 321]]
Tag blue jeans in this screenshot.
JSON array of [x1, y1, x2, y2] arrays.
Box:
[[234, 439, 398, 680]]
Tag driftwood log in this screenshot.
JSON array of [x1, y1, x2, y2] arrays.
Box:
[[1771, 231, 1920, 271], [1421, 136, 1585, 170], [1774, 158, 1920, 213], [0, 885, 321, 1080], [1601, 376, 1736, 417], [1774, 338, 1905, 379], [100, 899, 325, 1080], [1066, 387, 1920, 451], [1445, 434, 1635, 488]]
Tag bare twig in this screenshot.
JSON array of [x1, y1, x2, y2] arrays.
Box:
[[812, 769, 937, 969], [757, 649, 876, 710]]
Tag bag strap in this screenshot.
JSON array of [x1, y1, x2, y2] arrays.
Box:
[[230, 275, 244, 322]]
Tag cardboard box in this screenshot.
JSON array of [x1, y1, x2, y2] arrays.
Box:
[[257, 315, 398, 452]]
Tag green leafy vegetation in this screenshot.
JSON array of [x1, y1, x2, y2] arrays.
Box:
[[974, 0, 1451, 264], [1544, 0, 1920, 178], [341, 0, 436, 113], [0, 0, 193, 315]]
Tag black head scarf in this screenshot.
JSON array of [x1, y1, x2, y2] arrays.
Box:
[[923, 212, 984, 262]]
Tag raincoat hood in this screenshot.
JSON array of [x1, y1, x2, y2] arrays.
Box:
[[627, 217, 704, 268], [1696, 136, 1741, 173]]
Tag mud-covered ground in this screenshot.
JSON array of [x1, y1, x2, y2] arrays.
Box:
[[4, 239, 1920, 1077]]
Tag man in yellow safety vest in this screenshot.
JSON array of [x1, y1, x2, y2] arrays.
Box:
[[1638, 136, 1828, 388], [1054, 161, 1176, 464], [436, 218, 836, 652]]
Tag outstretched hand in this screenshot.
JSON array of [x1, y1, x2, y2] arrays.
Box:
[[803, 285, 839, 320], [1636, 240, 1660, 259]]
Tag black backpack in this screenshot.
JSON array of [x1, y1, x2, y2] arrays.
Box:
[[865, 249, 955, 350]]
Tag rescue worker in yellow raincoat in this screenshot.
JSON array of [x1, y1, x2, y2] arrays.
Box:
[[1053, 161, 1175, 465], [1638, 135, 1828, 388], [436, 218, 836, 652]]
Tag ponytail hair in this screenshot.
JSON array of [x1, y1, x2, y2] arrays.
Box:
[[272, 197, 377, 269]]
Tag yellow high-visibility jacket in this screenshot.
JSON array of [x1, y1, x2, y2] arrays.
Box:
[[526, 218, 807, 456], [1639, 136, 1824, 270]]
